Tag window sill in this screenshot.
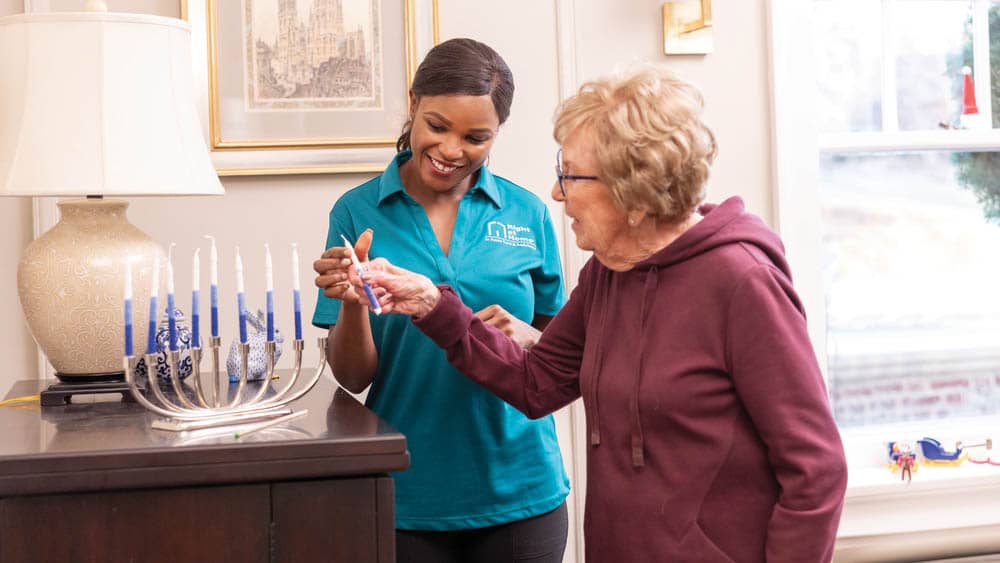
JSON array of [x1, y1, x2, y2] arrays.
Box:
[[836, 446, 1000, 561]]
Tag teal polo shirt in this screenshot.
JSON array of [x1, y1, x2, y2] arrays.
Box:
[[313, 151, 569, 531]]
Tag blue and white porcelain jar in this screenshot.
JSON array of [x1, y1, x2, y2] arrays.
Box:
[[135, 307, 196, 381]]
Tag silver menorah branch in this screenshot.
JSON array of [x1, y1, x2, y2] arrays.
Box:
[[124, 336, 327, 433]]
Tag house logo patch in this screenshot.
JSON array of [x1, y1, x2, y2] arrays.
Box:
[[485, 221, 536, 250]]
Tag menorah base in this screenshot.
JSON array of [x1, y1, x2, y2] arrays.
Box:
[[124, 337, 326, 431], [151, 407, 296, 432], [41, 379, 146, 407]]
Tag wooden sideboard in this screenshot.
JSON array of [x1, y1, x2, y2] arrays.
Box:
[[0, 373, 408, 562]]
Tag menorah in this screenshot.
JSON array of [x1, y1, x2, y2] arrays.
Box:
[[122, 240, 327, 434], [124, 336, 327, 433]]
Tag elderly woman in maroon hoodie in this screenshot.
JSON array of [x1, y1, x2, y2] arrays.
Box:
[[327, 67, 848, 562]]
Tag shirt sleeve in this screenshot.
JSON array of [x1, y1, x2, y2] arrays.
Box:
[[413, 264, 591, 418], [726, 264, 848, 563], [531, 205, 566, 316], [311, 206, 353, 329]]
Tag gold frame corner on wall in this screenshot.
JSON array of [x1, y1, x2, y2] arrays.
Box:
[[663, 0, 713, 56], [191, 0, 440, 176]]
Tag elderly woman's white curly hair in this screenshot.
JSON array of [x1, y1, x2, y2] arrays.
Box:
[[553, 66, 717, 223]]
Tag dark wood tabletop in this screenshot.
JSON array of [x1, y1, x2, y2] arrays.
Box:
[[0, 370, 409, 497]]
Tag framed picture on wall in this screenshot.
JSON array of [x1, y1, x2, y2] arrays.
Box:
[[662, 0, 713, 55], [187, 0, 438, 176]]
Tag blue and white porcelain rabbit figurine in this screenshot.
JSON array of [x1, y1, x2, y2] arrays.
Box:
[[226, 309, 284, 382]]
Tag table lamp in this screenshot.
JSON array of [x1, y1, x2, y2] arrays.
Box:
[[0, 5, 224, 400]]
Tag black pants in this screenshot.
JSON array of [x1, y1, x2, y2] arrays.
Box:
[[396, 501, 569, 563]]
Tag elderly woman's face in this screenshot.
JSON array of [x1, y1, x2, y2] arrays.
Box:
[[553, 129, 631, 262]]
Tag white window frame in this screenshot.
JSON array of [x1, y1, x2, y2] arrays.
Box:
[[769, 1, 1000, 560]]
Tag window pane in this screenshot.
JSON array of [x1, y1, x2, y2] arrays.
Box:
[[990, 2, 1000, 127], [894, 1, 973, 131], [819, 151, 1000, 427], [812, 0, 884, 133]]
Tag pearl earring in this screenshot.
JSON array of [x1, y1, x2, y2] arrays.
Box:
[[628, 217, 637, 226]]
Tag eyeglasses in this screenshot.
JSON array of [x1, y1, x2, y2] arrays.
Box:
[[555, 148, 599, 197]]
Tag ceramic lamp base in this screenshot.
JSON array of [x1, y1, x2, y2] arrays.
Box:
[[17, 198, 166, 378]]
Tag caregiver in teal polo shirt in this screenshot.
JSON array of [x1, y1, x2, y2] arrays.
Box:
[[313, 149, 569, 531]]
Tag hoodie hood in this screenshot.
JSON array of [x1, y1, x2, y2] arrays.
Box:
[[635, 195, 790, 278]]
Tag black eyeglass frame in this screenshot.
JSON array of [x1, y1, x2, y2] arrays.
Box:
[[555, 148, 599, 197]]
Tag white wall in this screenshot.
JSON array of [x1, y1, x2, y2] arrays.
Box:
[[574, 0, 773, 220], [0, 197, 35, 386], [0, 0, 40, 391]]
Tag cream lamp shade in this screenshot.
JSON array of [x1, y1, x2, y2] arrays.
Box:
[[0, 10, 224, 380]]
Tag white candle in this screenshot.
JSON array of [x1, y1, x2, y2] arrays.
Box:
[[205, 235, 218, 286], [150, 255, 160, 299], [166, 243, 175, 295], [235, 246, 245, 294], [291, 243, 300, 292], [125, 260, 133, 300], [265, 243, 273, 292], [192, 249, 200, 293]]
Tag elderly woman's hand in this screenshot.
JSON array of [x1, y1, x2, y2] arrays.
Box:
[[313, 229, 373, 305], [350, 258, 441, 318]]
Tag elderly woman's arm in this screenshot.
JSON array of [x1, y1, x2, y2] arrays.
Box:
[[415, 286, 585, 417], [727, 264, 849, 563], [360, 259, 588, 418]]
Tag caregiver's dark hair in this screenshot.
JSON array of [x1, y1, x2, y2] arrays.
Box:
[[396, 38, 514, 152]]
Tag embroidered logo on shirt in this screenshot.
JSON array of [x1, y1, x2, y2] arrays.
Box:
[[485, 221, 537, 250]]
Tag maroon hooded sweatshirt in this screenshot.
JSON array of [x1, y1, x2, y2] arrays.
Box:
[[414, 196, 848, 562]]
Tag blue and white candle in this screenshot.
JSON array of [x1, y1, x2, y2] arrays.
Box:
[[235, 246, 248, 344], [124, 261, 133, 357], [292, 243, 302, 341], [166, 244, 177, 352], [341, 234, 382, 315], [147, 256, 160, 355], [191, 248, 201, 348], [265, 244, 275, 342], [205, 235, 219, 338]]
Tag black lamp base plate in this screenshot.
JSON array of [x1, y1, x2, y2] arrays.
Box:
[[54, 370, 126, 383], [40, 379, 145, 407]]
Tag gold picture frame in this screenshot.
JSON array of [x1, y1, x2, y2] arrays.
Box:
[[663, 0, 713, 55], [186, 0, 439, 176]]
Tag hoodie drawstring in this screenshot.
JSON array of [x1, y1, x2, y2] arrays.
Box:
[[630, 266, 658, 467], [589, 273, 613, 447]]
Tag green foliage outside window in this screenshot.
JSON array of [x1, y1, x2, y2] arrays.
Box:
[[951, 9, 1000, 221]]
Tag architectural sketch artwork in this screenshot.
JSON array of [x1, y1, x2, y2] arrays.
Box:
[[244, 0, 383, 110]]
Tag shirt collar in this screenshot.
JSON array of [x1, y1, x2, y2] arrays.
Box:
[[377, 150, 503, 208]]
